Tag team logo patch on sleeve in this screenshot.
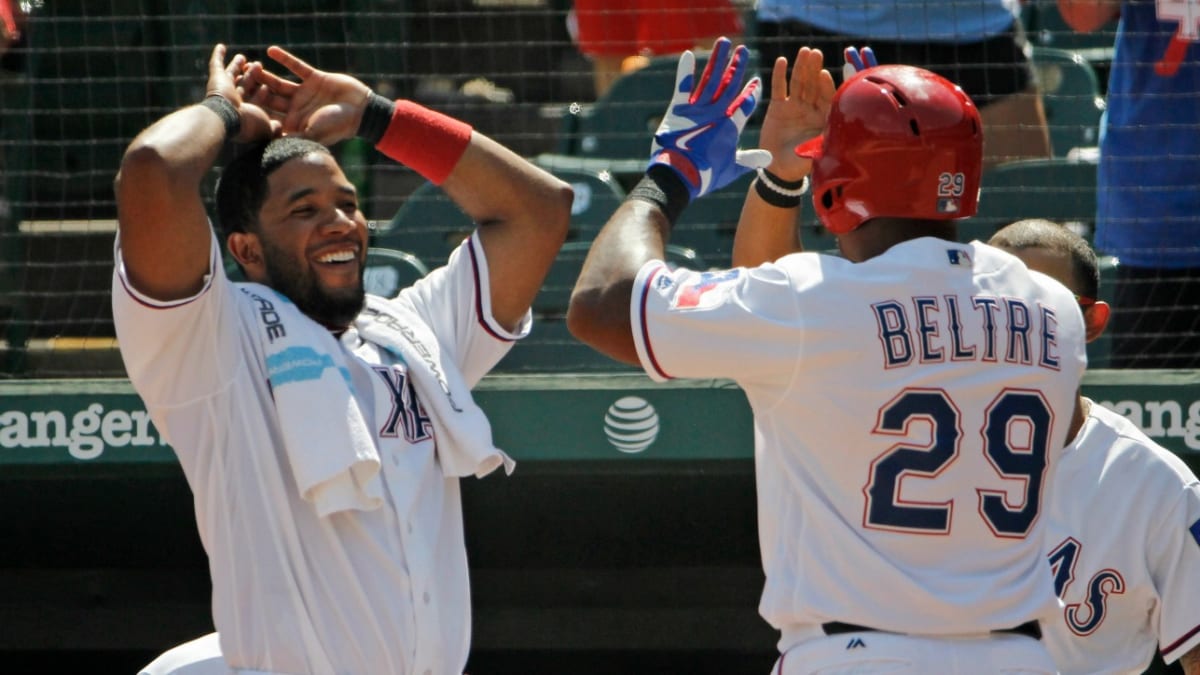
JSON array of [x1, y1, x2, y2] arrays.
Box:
[[1190, 518, 1200, 548], [671, 269, 741, 311]]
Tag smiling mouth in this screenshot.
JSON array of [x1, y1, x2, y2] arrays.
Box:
[[316, 249, 358, 264]]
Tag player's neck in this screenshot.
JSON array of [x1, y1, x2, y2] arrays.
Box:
[[841, 219, 956, 261], [1068, 393, 1088, 444]]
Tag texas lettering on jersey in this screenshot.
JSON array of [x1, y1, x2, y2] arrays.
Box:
[[872, 295, 1062, 371], [1048, 537, 1124, 635], [372, 365, 434, 444]]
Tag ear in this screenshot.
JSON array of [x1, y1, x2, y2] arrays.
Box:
[[1083, 300, 1111, 344], [227, 232, 264, 276]]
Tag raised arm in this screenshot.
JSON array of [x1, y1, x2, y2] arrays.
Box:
[[732, 46, 835, 268], [1183, 643, 1200, 675], [115, 44, 279, 301], [568, 38, 768, 364], [252, 46, 573, 331], [1056, 0, 1121, 33], [437, 135, 573, 331]]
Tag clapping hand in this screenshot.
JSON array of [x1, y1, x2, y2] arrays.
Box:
[[242, 46, 373, 146], [757, 47, 835, 183], [648, 37, 771, 200], [205, 44, 281, 143]]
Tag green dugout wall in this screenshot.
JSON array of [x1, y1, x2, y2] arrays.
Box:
[[0, 370, 1195, 673]]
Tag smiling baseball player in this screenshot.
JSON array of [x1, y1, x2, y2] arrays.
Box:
[[115, 42, 571, 675], [991, 219, 1200, 675]]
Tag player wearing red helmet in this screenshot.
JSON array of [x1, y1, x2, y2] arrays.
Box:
[[569, 40, 1087, 673], [796, 64, 983, 235]]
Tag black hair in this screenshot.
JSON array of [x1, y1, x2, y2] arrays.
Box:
[[214, 136, 332, 240], [989, 218, 1100, 299]]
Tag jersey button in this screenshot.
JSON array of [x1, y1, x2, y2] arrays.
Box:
[[423, 591, 431, 604]]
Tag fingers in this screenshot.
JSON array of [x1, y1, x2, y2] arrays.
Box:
[[861, 46, 878, 68], [842, 45, 878, 80], [692, 36, 730, 104], [673, 49, 697, 98], [248, 63, 300, 96], [225, 52, 246, 78], [208, 44, 227, 80], [246, 75, 288, 118], [730, 76, 761, 123], [794, 47, 825, 105], [267, 45, 316, 80], [735, 148, 773, 170], [716, 44, 752, 107], [844, 46, 866, 73], [816, 69, 836, 110], [771, 56, 788, 101]]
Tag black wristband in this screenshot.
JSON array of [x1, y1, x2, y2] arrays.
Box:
[[357, 92, 396, 145], [761, 168, 807, 191], [629, 164, 691, 226], [200, 94, 241, 139], [753, 168, 808, 208]]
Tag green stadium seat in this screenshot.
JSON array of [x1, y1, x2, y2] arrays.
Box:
[[1, 52, 30, 373], [559, 50, 762, 160], [1023, 0, 1119, 70], [492, 240, 703, 374], [959, 156, 1099, 243], [377, 161, 627, 269], [532, 154, 831, 265], [1030, 46, 1107, 157], [669, 172, 751, 266], [492, 319, 636, 374], [17, 0, 167, 221], [532, 240, 706, 319], [363, 246, 430, 298]]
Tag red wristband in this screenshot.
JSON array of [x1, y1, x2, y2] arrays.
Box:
[[375, 100, 473, 185]]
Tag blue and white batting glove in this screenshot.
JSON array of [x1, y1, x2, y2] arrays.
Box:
[[648, 38, 771, 201], [842, 45, 878, 81]]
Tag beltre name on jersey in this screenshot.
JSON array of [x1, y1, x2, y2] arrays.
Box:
[[871, 292, 1066, 371]]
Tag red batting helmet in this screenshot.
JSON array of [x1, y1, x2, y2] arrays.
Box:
[[794, 65, 983, 235]]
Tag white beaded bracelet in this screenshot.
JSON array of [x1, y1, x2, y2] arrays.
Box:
[[754, 168, 809, 207]]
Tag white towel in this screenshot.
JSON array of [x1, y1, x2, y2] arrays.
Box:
[[243, 284, 513, 519], [357, 294, 515, 479]]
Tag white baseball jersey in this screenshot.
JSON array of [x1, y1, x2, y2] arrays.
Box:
[[139, 633, 227, 675], [113, 232, 525, 675], [1043, 399, 1200, 674], [631, 238, 1087, 643]]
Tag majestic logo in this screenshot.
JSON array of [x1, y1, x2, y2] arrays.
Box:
[[846, 637, 867, 649], [364, 307, 462, 412]]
